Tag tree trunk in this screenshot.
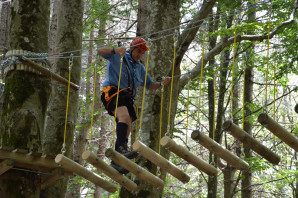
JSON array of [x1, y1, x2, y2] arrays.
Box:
[[41, 0, 83, 197], [207, 8, 220, 198], [48, 0, 59, 65], [241, 3, 255, 197], [0, 0, 11, 116], [0, 0, 50, 197], [207, 11, 234, 198], [119, 0, 180, 197]]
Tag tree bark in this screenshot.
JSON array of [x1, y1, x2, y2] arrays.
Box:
[[0, 0, 50, 197], [48, 0, 59, 65], [41, 0, 83, 197], [0, 0, 11, 116], [241, 3, 255, 197], [207, 8, 220, 198]]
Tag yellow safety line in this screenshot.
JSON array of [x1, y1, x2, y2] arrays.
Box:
[[166, 34, 178, 136], [264, 5, 271, 111], [89, 57, 98, 144], [111, 56, 124, 149], [197, 28, 206, 128], [138, 45, 150, 139], [62, 57, 73, 154], [229, 22, 237, 119]]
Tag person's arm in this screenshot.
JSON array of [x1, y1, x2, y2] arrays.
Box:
[[97, 46, 126, 56], [148, 77, 171, 90]]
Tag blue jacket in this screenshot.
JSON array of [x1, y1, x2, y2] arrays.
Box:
[[102, 50, 153, 97]]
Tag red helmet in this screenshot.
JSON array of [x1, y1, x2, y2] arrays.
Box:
[[130, 38, 148, 52]]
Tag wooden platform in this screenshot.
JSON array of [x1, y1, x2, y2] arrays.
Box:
[[0, 147, 72, 190], [0, 147, 59, 173]]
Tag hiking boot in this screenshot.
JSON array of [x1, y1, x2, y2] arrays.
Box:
[[111, 161, 129, 174], [118, 144, 139, 159]]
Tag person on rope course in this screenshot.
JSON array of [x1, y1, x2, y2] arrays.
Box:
[[97, 37, 171, 173]]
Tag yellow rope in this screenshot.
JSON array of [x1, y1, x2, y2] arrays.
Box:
[[264, 5, 271, 111], [197, 28, 206, 129], [111, 56, 124, 149], [229, 21, 238, 119], [166, 32, 178, 136], [138, 45, 150, 139], [62, 55, 73, 154], [89, 56, 98, 145]]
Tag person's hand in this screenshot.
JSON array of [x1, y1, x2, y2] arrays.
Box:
[[162, 77, 171, 86], [115, 47, 126, 56]]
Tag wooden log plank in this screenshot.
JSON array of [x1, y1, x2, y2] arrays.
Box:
[[19, 59, 79, 91], [105, 148, 164, 188], [55, 154, 117, 193], [160, 136, 219, 175], [133, 141, 190, 183], [223, 120, 281, 164], [0, 149, 59, 170], [41, 168, 65, 190], [0, 159, 14, 175], [258, 113, 298, 152], [82, 151, 138, 192], [191, 131, 249, 170]]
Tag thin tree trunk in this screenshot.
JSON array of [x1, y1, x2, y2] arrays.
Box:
[[208, 12, 234, 198], [0, 0, 50, 197], [207, 8, 220, 198], [241, 3, 255, 197], [41, 0, 83, 197]]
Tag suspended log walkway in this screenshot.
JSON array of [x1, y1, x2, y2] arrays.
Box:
[[223, 120, 281, 164], [160, 136, 218, 176], [258, 113, 298, 152], [191, 131, 249, 170]]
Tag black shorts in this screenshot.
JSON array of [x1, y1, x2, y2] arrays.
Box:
[[101, 89, 137, 123]]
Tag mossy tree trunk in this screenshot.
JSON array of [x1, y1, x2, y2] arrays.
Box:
[[0, 0, 11, 116], [41, 0, 83, 197], [0, 0, 50, 197]]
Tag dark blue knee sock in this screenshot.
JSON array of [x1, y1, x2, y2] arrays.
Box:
[[115, 122, 128, 151]]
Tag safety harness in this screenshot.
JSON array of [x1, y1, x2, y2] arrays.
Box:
[[103, 56, 135, 108]]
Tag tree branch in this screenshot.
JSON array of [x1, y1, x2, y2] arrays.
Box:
[[178, 2, 297, 92], [175, 0, 216, 68]]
